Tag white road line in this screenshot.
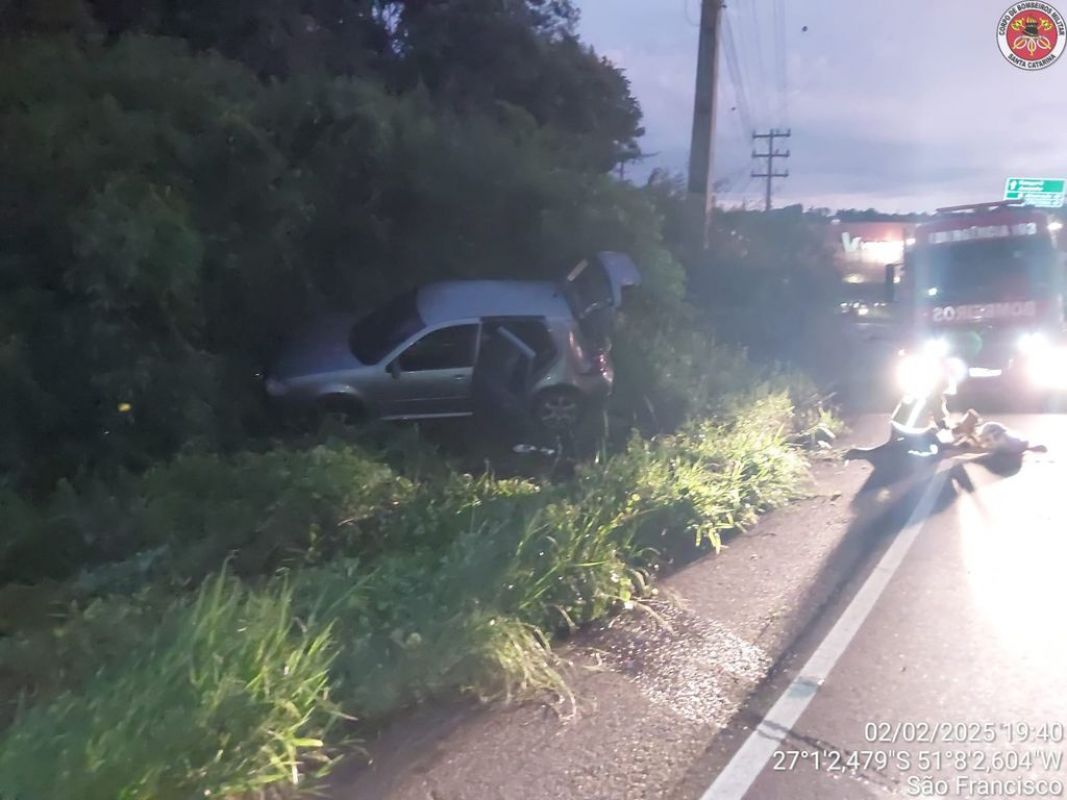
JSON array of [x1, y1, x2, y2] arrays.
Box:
[[700, 467, 951, 800]]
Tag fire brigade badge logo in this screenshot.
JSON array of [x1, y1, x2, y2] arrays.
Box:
[[998, 3, 1066, 69]]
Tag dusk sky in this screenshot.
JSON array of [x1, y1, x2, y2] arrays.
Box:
[[577, 0, 1067, 212]]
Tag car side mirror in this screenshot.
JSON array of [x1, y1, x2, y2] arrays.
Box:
[[885, 264, 897, 304], [388, 360, 402, 379]]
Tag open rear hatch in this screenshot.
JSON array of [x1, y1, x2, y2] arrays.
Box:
[[561, 251, 641, 348]]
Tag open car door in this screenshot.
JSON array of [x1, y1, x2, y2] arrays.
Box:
[[471, 322, 538, 437]]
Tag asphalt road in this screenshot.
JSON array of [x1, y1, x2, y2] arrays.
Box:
[[328, 408, 1067, 800], [696, 414, 1067, 800]]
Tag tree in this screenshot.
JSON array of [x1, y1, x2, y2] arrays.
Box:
[[2, 0, 642, 173], [0, 34, 669, 489], [676, 208, 846, 378], [0, 37, 299, 487], [391, 0, 641, 170]]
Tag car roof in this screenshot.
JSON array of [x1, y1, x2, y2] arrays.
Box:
[[416, 280, 572, 327]]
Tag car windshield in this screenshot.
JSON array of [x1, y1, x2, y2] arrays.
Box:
[[348, 290, 425, 364], [913, 236, 1055, 304]]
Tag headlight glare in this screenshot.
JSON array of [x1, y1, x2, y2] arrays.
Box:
[[1018, 332, 1050, 354], [922, 338, 950, 358], [1028, 346, 1067, 389], [897, 353, 942, 396], [946, 357, 967, 389]]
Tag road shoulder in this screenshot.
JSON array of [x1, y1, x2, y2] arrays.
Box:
[[325, 419, 893, 800]]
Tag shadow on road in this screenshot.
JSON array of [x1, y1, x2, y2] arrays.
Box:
[[839, 443, 1032, 594], [849, 446, 1025, 510], [678, 446, 1038, 798]]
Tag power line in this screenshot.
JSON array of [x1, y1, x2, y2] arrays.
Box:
[[722, 12, 754, 141], [683, 0, 700, 27], [720, 174, 757, 210], [743, 0, 772, 128], [772, 0, 788, 124], [717, 167, 755, 195], [725, 5, 752, 130], [714, 163, 752, 193], [738, 174, 757, 208], [722, 3, 774, 213]]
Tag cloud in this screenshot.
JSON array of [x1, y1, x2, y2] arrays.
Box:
[[578, 0, 1067, 212]]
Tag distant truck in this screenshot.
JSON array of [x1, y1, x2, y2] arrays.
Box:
[[891, 201, 1067, 394]]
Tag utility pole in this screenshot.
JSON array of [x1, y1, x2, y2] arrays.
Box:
[[687, 0, 724, 247], [752, 129, 790, 212]]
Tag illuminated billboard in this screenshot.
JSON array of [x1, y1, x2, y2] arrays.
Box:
[[829, 221, 917, 284]]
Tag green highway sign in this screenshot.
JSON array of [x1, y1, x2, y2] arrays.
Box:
[[1004, 177, 1066, 208]]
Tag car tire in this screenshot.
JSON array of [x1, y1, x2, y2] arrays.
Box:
[[533, 387, 584, 432], [317, 394, 367, 423]]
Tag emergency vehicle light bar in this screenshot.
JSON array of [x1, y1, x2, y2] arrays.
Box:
[[934, 200, 1026, 214]]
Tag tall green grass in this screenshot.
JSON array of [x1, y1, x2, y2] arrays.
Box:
[[0, 394, 811, 797], [0, 444, 413, 587], [0, 575, 338, 800]]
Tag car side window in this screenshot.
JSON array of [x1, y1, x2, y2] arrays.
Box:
[[397, 324, 478, 371]]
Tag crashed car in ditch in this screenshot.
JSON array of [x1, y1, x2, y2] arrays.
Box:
[[264, 252, 640, 430]]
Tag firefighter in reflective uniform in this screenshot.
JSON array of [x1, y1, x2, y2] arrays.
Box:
[[887, 377, 951, 455], [846, 372, 953, 463]]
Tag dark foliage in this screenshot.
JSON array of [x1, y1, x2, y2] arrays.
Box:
[[0, 30, 658, 491]]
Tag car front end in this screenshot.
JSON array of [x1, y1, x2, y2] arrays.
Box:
[[264, 313, 372, 407]]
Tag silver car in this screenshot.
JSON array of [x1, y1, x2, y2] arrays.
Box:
[[265, 252, 640, 430]]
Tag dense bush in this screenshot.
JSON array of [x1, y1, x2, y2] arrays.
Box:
[[1, 36, 291, 489], [0, 444, 412, 586], [640, 172, 847, 386], [0, 34, 676, 491], [694, 206, 845, 377], [608, 293, 829, 434]]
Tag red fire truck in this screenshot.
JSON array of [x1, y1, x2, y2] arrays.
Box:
[[893, 201, 1067, 395]]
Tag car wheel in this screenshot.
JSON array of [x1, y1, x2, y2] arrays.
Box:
[[317, 394, 366, 423], [533, 388, 583, 431]]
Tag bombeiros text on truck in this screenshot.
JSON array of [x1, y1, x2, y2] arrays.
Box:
[[890, 200, 1067, 396]]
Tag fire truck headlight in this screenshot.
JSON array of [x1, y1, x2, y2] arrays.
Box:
[[946, 357, 967, 389], [1028, 346, 1067, 389], [922, 338, 951, 358], [897, 353, 942, 395], [1018, 332, 1051, 354]]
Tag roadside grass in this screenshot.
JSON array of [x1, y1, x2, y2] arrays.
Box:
[[0, 444, 415, 588], [0, 393, 816, 797], [0, 575, 338, 800]]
